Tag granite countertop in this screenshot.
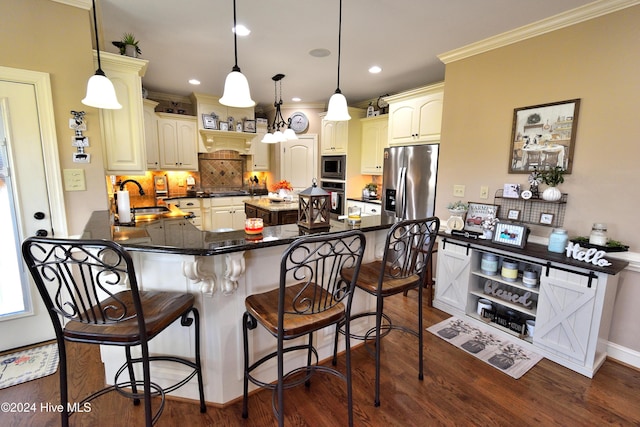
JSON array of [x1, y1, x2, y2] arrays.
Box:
[[347, 197, 382, 204], [244, 198, 299, 212], [82, 210, 396, 257]]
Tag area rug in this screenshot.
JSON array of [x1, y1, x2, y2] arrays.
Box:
[[0, 343, 59, 389], [427, 317, 542, 379]]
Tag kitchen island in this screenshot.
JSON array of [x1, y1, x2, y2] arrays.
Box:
[[82, 209, 397, 405], [244, 197, 299, 226]]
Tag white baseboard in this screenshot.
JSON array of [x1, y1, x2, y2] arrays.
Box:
[[607, 341, 640, 369]]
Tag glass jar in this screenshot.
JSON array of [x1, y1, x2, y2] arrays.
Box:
[[501, 259, 518, 282], [589, 223, 608, 246], [548, 228, 568, 253]]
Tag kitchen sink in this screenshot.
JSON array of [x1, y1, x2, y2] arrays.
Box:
[[132, 206, 171, 214]]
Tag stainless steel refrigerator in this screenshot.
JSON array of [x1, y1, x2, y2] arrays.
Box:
[[382, 144, 439, 221]]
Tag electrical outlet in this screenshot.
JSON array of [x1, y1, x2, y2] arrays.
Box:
[[480, 186, 489, 199], [453, 185, 465, 197]]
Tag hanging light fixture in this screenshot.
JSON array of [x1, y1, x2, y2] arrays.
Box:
[[82, 0, 122, 109], [219, 0, 255, 108], [324, 0, 350, 121], [261, 74, 298, 143]]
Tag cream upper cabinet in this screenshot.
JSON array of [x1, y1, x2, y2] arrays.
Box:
[[386, 82, 444, 146], [249, 122, 270, 171], [360, 116, 388, 175], [98, 52, 149, 174], [320, 119, 349, 154], [157, 114, 198, 170], [144, 100, 160, 170]]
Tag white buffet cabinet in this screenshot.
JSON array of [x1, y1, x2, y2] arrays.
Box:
[[99, 227, 386, 405], [433, 235, 626, 378]]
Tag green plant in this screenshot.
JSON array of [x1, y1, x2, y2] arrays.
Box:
[[447, 201, 468, 211], [364, 183, 377, 192], [115, 33, 141, 55], [540, 166, 565, 187]]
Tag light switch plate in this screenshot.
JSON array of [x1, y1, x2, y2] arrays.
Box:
[[453, 185, 465, 197], [480, 186, 489, 199], [63, 168, 86, 191]]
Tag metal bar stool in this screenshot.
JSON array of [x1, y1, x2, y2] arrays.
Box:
[[21, 237, 206, 427], [335, 217, 439, 406], [241, 230, 366, 427]]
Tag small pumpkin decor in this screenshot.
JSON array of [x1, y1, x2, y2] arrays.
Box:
[[540, 166, 565, 201]]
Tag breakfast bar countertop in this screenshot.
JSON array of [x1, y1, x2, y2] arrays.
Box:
[[82, 210, 396, 256]]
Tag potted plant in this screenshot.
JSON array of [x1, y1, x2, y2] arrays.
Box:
[[364, 183, 378, 198], [447, 200, 468, 215], [112, 33, 141, 58], [540, 166, 565, 201]]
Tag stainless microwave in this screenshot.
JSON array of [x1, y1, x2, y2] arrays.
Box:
[[321, 155, 346, 180]]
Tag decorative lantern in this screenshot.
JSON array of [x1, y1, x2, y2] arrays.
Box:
[[297, 179, 330, 230]]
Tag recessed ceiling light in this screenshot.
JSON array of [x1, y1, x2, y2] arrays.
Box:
[[369, 66, 382, 74], [292, 97, 301, 102], [309, 48, 331, 58], [189, 79, 201, 85], [233, 25, 251, 36]]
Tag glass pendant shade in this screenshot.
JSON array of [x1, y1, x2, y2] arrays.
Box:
[[325, 91, 350, 121], [283, 128, 298, 140], [261, 132, 277, 143], [82, 71, 122, 109], [220, 69, 255, 108]]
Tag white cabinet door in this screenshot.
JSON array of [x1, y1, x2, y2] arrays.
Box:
[[157, 117, 198, 170], [98, 52, 148, 174], [144, 100, 160, 170], [536, 269, 598, 363], [386, 83, 444, 146], [434, 239, 471, 313], [320, 120, 348, 154], [360, 116, 388, 174], [249, 123, 270, 171]]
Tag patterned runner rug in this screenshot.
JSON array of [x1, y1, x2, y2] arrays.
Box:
[[427, 317, 542, 379], [0, 343, 58, 389]]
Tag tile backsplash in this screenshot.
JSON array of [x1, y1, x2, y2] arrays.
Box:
[[199, 151, 244, 189]]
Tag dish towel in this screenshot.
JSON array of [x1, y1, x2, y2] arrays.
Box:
[[331, 192, 338, 210]]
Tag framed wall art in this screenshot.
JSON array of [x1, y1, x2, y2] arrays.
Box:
[[507, 209, 521, 220], [243, 119, 256, 133], [219, 121, 229, 131], [539, 213, 554, 225], [202, 114, 218, 130], [492, 222, 528, 248], [509, 98, 580, 174], [464, 203, 499, 233]]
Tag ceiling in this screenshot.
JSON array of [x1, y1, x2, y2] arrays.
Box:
[[99, 0, 594, 110]]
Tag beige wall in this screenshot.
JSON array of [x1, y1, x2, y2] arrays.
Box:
[[438, 6, 640, 352], [0, 0, 108, 236]]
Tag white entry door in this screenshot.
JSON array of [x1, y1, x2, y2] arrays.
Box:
[[0, 68, 67, 351]]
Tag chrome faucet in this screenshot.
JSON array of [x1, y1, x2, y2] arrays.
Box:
[[119, 179, 145, 195]]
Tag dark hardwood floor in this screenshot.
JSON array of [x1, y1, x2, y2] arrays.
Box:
[[2, 291, 639, 426]]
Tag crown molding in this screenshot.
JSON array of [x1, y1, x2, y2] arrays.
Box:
[[438, 0, 640, 64], [50, 0, 91, 10]]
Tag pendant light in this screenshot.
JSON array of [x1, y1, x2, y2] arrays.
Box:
[[81, 0, 122, 109], [219, 0, 255, 108], [324, 0, 350, 121], [261, 74, 298, 143]]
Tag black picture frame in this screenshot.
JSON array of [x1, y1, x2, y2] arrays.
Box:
[[492, 222, 528, 248], [243, 119, 256, 133], [509, 98, 580, 174]]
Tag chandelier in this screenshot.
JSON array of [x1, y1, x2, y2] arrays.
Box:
[[261, 74, 298, 143]]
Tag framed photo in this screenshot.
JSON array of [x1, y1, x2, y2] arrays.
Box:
[[507, 209, 521, 220], [219, 121, 229, 131], [509, 98, 580, 174], [539, 213, 554, 225], [202, 114, 217, 130], [503, 183, 520, 198], [464, 203, 499, 233], [243, 119, 256, 133], [493, 222, 528, 248]]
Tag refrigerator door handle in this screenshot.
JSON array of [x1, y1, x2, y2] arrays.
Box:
[[396, 166, 407, 218]]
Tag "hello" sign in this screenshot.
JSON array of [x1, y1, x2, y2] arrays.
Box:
[[565, 242, 612, 267]]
